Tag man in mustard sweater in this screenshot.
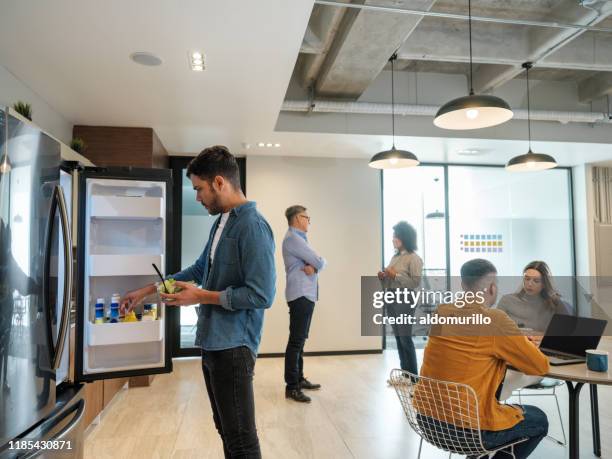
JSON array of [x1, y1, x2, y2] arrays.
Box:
[[419, 259, 550, 458]]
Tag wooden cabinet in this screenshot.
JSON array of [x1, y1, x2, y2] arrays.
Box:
[[72, 126, 169, 168]]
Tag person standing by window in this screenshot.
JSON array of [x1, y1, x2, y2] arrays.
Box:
[[282, 205, 326, 403], [379, 221, 423, 377]]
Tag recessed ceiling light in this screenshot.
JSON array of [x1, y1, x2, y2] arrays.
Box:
[[189, 50, 206, 71], [130, 52, 163, 67], [274, 143, 281, 148], [266, 143, 273, 147], [257, 142, 265, 147]]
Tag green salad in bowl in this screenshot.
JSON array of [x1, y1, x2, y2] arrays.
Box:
[[157, 278, 196, 294]]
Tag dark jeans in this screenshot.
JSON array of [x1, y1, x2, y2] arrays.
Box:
[[418, 405, 547, 459], [284, 296, 315, 390], [201, 347, 261, 459], [387, 301, 418, 375], [478, 405, 549, 458]]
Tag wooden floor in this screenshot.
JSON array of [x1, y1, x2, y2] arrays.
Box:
[[84, 351, 612, 459]]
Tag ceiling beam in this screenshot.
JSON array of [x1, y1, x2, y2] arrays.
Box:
[[397, 19, 612, 73], [578, 72, 612, 102], [472, 0, 612, 93], [314, 0, 437, 99], [300, 25, 325, 54], [298, 4, 349, 89]]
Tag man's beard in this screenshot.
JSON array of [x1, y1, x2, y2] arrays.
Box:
[[203, 191, 223, 215]]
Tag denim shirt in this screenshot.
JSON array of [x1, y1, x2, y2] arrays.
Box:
[[282, 227, 326, 302], [170, 201, 276, 356]]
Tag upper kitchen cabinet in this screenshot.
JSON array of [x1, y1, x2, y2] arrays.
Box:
[[72, 126, 169, 169]]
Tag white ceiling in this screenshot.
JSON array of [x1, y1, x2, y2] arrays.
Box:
[[0, 0, 314, 153], [1, 0, 612, 167]]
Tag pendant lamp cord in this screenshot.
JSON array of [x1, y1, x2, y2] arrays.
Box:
[[390, 53, 397, 148], [526, 63, 532, 151], [468, 0, 474, 95]]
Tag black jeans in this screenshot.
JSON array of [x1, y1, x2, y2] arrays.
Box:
[[386, 301, 418, 375], [284, 296, 315, 390], [201, 347, 261, 459]]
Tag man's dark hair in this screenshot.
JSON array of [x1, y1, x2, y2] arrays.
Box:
[[460, 258, 497, 289], [285, 205, 307, 225], [186, 145, 241, 189], [393, 221, 417, 253]]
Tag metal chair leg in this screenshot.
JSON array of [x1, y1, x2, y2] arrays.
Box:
[[553, 388, 567, 446], [417, 437, 423, 459]]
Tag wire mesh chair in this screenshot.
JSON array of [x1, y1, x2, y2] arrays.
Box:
[[390, 369, 528, 458], [513, 378, 566, 445]]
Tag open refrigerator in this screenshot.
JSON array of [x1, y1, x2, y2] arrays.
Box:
[[74, 166, 173, 382], [0, 107, 174, 458]]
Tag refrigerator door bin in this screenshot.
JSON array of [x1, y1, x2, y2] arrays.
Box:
[[90, 195, 163, 219], [88, 254, 163, 276], [87, 319, 163, 346]]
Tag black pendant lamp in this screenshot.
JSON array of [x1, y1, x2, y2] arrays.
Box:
[[434, 0, 513, 130], [506, 63, 557, 172], [369, 53, 419, 169]]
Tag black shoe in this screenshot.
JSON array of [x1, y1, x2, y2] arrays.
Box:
[[300, 377, 321, 390], [285, 388, 311, 403]]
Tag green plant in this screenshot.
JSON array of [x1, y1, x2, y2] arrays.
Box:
[[70, 137, 86, 154], [13, 101, 32, 121]]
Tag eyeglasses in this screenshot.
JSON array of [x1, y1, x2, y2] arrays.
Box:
[[298, 214, 311, 222]]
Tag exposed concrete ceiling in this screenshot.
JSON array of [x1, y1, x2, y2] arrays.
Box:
[[2, 0, 612, 168], [294, 0, 612, 102]]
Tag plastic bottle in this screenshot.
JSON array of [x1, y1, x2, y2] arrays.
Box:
[[151, 303, 158, 320], [94, 298, 105, 324], [110, 293, 120, 323], [142, 304, 153, 321]]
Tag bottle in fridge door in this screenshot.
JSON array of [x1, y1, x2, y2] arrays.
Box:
[[75, 167, 173, 383]]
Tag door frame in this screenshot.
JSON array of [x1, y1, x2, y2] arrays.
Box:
[[168, 156, 247, 357]]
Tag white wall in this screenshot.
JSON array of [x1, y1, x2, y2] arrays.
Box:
[[247, 156, 382, 354], [0, 63, 72, 143]]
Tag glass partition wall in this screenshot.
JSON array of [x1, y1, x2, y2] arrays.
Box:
[[382, 164, 574, 347]]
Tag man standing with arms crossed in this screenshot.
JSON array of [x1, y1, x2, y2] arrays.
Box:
[[282, 205, 326, 403], [121, 146, 275, 459]]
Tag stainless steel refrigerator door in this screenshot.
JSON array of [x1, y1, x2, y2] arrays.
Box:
[[3, 384, 85, 459], [0, 110, 61, 446]]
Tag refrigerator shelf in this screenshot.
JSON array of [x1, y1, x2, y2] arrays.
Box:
[[90, 195, 163, 219], [89, 254, 163, 276], [87, 319, 163, 346]]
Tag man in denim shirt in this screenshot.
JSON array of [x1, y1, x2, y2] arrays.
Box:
[[282, 205, 326, 403], [121, 146, 275, 459]]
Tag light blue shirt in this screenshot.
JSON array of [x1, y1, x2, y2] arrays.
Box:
[[282, 227, 326, 302]]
